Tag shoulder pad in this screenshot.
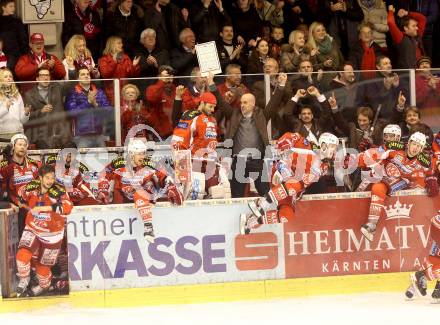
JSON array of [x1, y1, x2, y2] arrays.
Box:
[[48, 184, 66, 199], [386, 141, 404, 151], [45, 154, 58, 165], [0, 159, 8, 168], [142, 158, 156, 170], [27, 157, 40, 166], [79, 162, 89, 173], [181, 110, 201, 120], [25, 180, 40, 192], [417, 152, 431, 168], [111, 157, 126, 169]]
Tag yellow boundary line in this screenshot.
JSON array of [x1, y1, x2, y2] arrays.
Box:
[[0, 272, 435, 313]]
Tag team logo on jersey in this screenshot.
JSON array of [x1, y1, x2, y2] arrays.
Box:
[[385, 163, 401, 178], [13, 174, 34, 185], [33, 213, 51, 221], [177, 122, 189, 129]]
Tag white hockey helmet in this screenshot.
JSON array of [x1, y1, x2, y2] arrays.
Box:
[[318, 133, 339, 159], [318, 132, 339, 147], [383, 124, 401, 138], [408, 131, 426, 148], [10, 133, 28, 146], [127, 138, 147, 155]]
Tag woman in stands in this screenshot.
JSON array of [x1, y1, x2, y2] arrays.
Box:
[[0, 68, 29, 139], [63, 34, 100, 80], [98, 36, 141, 105], [307, 22, 344, 72], [247, 38, 273, 74], [280, 30, 317, 73], [120, 83, 153, 143]]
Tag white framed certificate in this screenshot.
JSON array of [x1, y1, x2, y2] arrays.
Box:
[[195, 41, 222, 76]]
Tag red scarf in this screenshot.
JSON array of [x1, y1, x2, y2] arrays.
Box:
[[74, 5, 101, 40], [360, 42, 376, 79], [75, 55, 94, 70]]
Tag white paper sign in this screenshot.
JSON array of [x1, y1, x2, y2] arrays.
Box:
[[195, 41, 222, 76]]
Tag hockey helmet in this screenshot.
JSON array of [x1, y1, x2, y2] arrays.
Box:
[[10, 133, 28, 146], [318, 133, 339, 159], [318, 132, 339, 147], [408, 131, 426, 147], [383, 124, 401, 138], [127, 139, 147, 155]]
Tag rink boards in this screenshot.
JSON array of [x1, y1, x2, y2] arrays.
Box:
[[0, 190, 438, 311]]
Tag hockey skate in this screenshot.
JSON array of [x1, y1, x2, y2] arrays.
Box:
[[248, 200, 264, 219], [143, 222, 155, 243], [360, 223, 376, 242], [29, 284, 47, 297], [405, 282, 416, 299], [239, 214, 259, 235], [432, 280, 440, 301], [410, 270, 427, 297], [16, 276, 30, 297]]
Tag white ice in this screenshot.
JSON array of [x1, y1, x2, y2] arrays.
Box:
[[1, 292, 438, 325]]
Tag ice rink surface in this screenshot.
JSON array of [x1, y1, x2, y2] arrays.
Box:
[[1, 292, 438, 325]]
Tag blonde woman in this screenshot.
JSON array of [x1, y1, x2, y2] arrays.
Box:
[[63, 34, 100, 80], [98, 36, 140, 104], [280, 30, 317, 73], [307, 22, 343, 71], [120, 84, 151, 142], [0, 68, 30, 139]]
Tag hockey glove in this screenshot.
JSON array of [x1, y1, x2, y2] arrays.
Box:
[[166, 184, 183, 205]]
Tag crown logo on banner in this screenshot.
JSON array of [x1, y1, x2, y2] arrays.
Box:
[[384, 199, 413, 220]]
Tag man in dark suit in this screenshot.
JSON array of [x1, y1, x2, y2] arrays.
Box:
[[23, 67, 67, 148]]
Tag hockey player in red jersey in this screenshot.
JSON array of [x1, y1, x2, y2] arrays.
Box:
[[360, 132, 438, 241], [45, 142, 98, 205], [405, 213, 440, 301], [0, 134, 41, 234], [356, 124, 402, 192], [15, 165, 73, 297], [240, 132, 339, 234], [97, 139, 183, 242], [171, 89, 227, 199]]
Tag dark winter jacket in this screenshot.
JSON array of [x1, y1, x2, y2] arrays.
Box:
[[191, 3, 231, 43], [0, 14, 28, 70], [105, 4, 144, 58], [143, 3, 189, 51], [135, 46, 170, 78], [62, 5, 103, 60]]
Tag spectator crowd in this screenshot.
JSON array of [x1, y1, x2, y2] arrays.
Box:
[[1, 0, 440, 197]]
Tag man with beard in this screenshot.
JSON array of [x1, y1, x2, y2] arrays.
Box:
[[0, 134, 41, 235], [326, 62, 359, 122]]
